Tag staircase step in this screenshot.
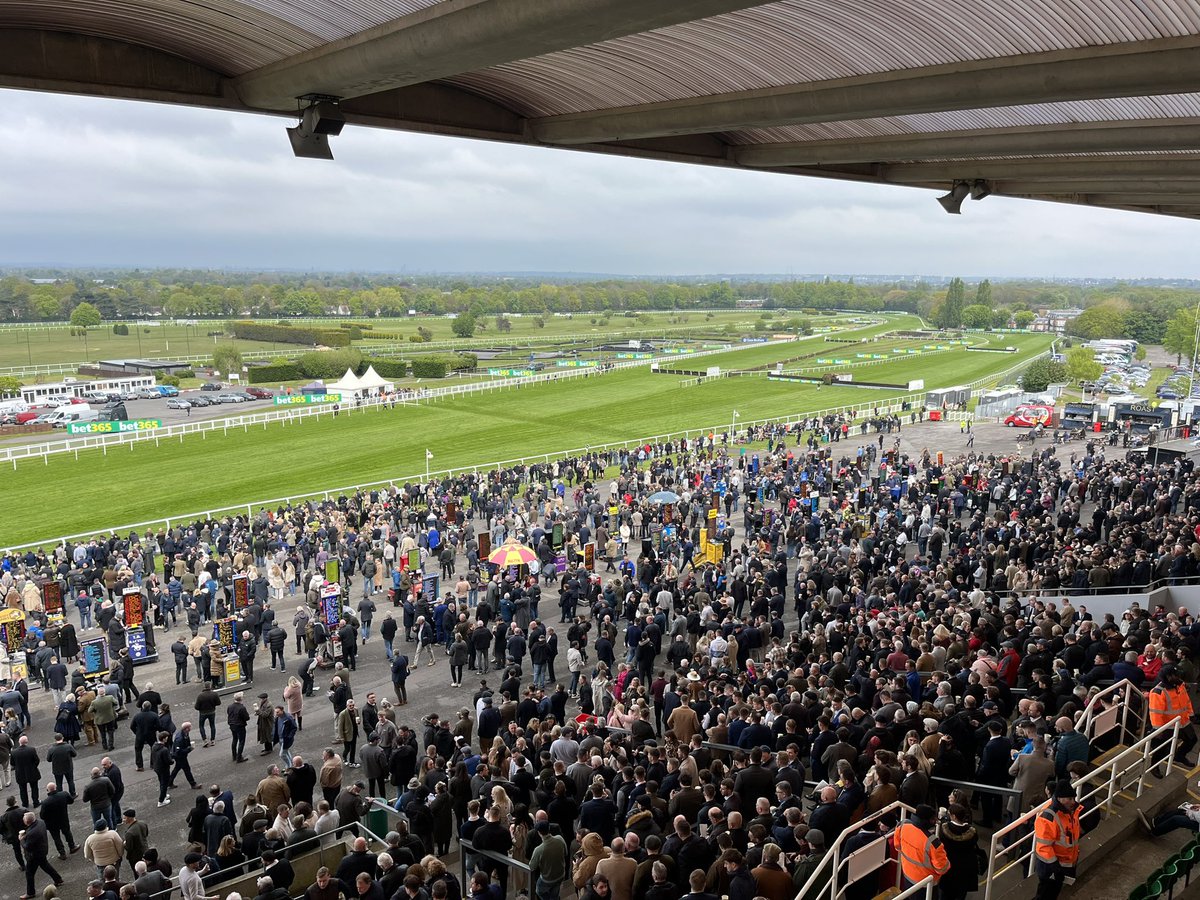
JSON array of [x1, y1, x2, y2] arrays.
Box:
[[1091, 744, 1131, 768]]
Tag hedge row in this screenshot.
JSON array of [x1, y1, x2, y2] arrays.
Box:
[[231, 321, 351, 347], [411, 358, 447, 378], [248, 363, 301, 383], [246, 352, 475, 384]]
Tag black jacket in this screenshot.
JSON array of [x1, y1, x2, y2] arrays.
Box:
[[40, 790, 74, 829]]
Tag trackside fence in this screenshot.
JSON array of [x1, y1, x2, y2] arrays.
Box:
[[1, 349, 1045, 555]]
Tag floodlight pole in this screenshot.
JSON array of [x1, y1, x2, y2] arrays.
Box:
[[1190, 299, 1200, 403]]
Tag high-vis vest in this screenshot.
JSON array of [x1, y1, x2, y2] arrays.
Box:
[[1033, 805, 1082, 867], [1149, 684, 1194, 729], [897, 821, 950, 883]]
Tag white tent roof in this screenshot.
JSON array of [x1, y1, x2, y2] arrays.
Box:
[[356, 365, 393, 389], [328, 368, 362, 391]]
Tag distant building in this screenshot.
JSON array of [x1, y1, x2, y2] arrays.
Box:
[[1032, 308, 1084, 333], [736, 298, 766, 308], [97, 358, 194, 376]]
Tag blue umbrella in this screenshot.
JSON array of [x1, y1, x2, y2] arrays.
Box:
[[647, 490, 680, 504]]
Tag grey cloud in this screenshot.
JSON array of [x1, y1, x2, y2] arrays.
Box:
[[1, 88, 1198, 276]]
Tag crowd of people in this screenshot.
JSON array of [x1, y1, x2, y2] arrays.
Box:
[[2, 414, 1200, 900]]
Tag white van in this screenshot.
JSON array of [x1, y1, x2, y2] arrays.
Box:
[[45, 404, 99, 428], [0, 399, 29, 417]]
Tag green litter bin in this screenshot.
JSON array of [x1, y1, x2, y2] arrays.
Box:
[[366, 804, 390, 842]]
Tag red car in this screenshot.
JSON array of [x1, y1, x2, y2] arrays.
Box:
[[243, 387, 274, 399], [1004, 405, 1054, 427]]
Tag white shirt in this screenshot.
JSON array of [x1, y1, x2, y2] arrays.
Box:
[[179, 865, 206, 900]]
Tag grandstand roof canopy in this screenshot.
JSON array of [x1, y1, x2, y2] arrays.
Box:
[[6, 0, 1200, 219]]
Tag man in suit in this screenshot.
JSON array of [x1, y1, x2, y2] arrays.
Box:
[[976, 720, 1014, 827], [20, 811, 63, 899], [39, 784, 80, 859], [12, 736, 41, 809]]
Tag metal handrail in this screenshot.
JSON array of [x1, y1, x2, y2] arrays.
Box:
[[981, 719, 1181, 900], [890, 875, 937, 900], [459, 836, 532, 900], [1077, 679, 1147, 745], [793, 799, 916, 900], [144, 818, 378, 900]]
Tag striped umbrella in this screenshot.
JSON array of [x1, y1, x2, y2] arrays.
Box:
[[487, 540, 538, 567]]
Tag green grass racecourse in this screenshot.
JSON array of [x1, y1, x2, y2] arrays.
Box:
[[3, 325, 1050, 548], [0, 310, 833, 370]]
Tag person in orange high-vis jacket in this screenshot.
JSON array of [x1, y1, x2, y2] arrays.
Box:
[[1148, 666, 1198, 767], [1033, 781, 1082, 900], [896, 804, 950, 889]]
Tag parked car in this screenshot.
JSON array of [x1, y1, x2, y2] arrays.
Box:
[[136, 388, 161, 399], [166, 398, 192, 410], [215, 393, 246, 403], [188, 395, 213, 407], [101, 402, 128, 422], [243, 387, 273, 399], [44, 405, 100, 428], [201, 382, 224, 391], [154, 385, 180, 397]]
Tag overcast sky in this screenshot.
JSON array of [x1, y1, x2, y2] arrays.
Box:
[[3, 88, 1198, 279]]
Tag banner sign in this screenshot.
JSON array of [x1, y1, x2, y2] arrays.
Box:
[[584, 542, 595, 571], [554, 359, 597, 367], [224, 656, 241, 684], [477, 533, 490, 561], [68, 419, 161, 435], [212, 617, 238, 652], [274, 393, 341, 406], [661, 348, 696, 354], [555, 553, 567, 575], [81, 637, 110, 676], [232, 574, 250, 610], [615, 352, 653, 359], [126, 626, 151, 662], [122, 587, 144, 627], [325, 558, 340, 586], [42, 581, 64, 618], [486, 368, 534, 377]]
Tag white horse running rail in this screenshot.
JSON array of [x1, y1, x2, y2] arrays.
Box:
[[981, 719, 1182, 900], [1, 345, 1045, 554], [0, 389, 921, 555], [0, 342, 754, 467]]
